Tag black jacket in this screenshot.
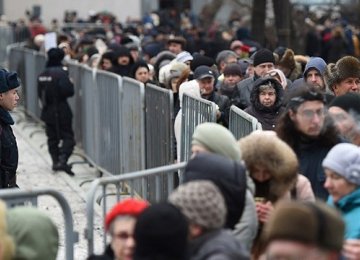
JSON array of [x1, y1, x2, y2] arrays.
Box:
[[87, 245, 114, 260], [203, 91, 230, 127], [38, 66, 74, 125], [0, 107, 18, 188]]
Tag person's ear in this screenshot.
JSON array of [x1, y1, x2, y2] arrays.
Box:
[[289, 109, 296, 121]]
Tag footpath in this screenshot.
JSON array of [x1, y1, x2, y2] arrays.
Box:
[[12, 108, 105, 259]]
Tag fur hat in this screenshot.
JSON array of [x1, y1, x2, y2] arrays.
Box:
[[275, 48, 296, 71], [223, 63, 243, 77], [324, 56, 360, 90], [0, 69, 20, 93], [263, 201, 345, 252], [169, 180, 226, 229], [238, 131, 298, 201]]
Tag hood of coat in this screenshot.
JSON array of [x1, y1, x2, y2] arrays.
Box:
[[238, 131, 298, 202], [250, 77, 284, 113]]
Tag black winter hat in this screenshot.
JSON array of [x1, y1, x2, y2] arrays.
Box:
[[134, 203, 188, 260], [190, 54, 215, 72], [253, 48, 275, 67], [183, 153, 247, 230], [329, 92, 360, 114], [0, 69, 20, 93], [46, 48, 65, 67]]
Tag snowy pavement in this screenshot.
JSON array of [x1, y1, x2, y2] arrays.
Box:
[[11, 109, 107, 260]]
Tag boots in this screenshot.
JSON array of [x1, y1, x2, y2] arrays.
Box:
[[53, 155, 75, 176]]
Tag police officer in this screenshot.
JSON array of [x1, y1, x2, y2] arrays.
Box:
[[38, 47, 75, 176], [0, 69, 20, 188]]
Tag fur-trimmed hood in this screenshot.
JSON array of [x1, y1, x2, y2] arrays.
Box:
[[238, 131, 298, 202], [250, 77, 284, 113], [324, 56, 360, 91]]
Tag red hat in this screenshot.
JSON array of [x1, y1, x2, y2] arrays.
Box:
[[105, 198, 149, 230]]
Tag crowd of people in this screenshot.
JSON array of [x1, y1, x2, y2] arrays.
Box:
[[2, 6, 360, 260]]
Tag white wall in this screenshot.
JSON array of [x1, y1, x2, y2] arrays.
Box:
[[4, 0, 142, 26]]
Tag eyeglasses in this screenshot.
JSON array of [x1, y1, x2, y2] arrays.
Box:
[[112, 232, 133, 241], [298, 108, 326, 120]]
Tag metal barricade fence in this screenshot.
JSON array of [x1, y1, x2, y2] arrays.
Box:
[[0, 188, 79, 260], [95, 70, 123, 175], [180, 93, 217, 163], [144, 83, 174, 201], [85, 162, 187, 255], [79, 66, 98, 165], [0, 25, 14, 66], [121, 77, 145, 173], [67, 60, 83, 146], [229, 105, 263, 139]]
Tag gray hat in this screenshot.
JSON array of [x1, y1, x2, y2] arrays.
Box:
[[169, 180, 227, 230], [322, 143, 360, 186]]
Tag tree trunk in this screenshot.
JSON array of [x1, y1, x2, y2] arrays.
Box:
[[251, 0, 267, 46], [273, 0, 291, 47]]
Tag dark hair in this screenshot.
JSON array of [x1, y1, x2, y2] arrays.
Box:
[[131, 60, 149, 79]]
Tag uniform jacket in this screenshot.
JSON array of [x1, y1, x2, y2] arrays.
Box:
[[38, 66, 74, 125], [328, 187, 360, 239], [189, 229, 250, 260], [0, 107, 18, 188]]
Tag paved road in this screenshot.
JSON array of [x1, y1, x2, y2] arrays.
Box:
[[12, 109, 105, 259]]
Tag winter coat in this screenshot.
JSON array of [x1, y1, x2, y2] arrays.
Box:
[[37, 66, 74, 125], [218, 83, 242, 109], [202, 91, 230, 127], [236, 76, 256, 109], [328, 187, 360, 239], [244, 77, 285, 130], [0, 107, 18, 188], [189, 229, 250, 260], [283, 174, 315, 201]]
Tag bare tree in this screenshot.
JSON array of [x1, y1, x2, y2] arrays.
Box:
[[251, 0, 267, 45]]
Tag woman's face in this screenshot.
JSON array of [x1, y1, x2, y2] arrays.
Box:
[[135, 67, 150, 84], [324, 168, 357, 203], [251, 165, 271, 183]]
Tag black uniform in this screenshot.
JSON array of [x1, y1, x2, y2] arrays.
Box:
[[0, 107, 18, 188], [38, 49, 75, 175]]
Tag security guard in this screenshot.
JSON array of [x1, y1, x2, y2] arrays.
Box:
[[38, 47, 75, 176]]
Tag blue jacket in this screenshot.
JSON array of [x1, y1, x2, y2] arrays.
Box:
[[328, 188, 360, 239]]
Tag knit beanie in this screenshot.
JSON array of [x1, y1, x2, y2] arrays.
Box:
[[105, 198, 149, 230], [263, 201, 345, 252], [176, 51, 193, 63], [329, 92, 360, 115], [223, 63, 243, 77], [7, 207, 59, 260], [322, 143, 360, 186], [134, 203, 188, 260], [253, 48, 275, 67], [169, 180, 226, 229], [192, 122, 241, 161], [324, 56, 360, 90], [0, 69, 21, 93]]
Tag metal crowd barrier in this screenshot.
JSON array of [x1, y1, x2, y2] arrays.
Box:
[[229, 105, 262, 139], [0, 188, 79, 260], [145, 83, 174, 201], [0, 25, 14, 66], [85, 162, 187, 255], [180, 93, 217, 163]]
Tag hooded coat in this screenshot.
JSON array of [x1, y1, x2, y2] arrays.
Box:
[[244, 77, 285, 130]]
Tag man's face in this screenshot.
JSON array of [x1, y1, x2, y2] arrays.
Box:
[[110, 217, 136, 260], [198, 77, 214, 96], [168, 42, 182, 55], [254, 62, 274, 77], [259, 88, 276, 107], [305, 69, 325, 90], [289, 100, 326, 137], [0, 88, 20, 111], [224, 74, 242, 86], [333, 77, 360, 96]]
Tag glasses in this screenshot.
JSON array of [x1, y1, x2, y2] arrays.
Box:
[[112, 232, 133, 241], [298, 108, 326, 120]]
